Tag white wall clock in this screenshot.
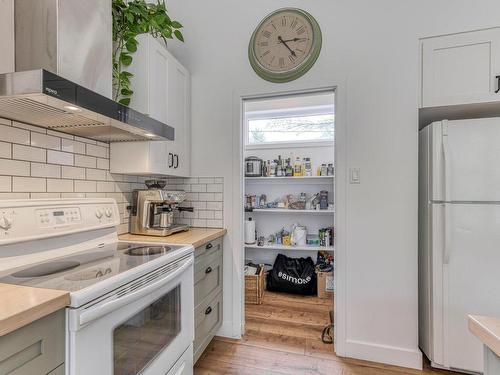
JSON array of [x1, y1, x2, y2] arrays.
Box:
[[248, 8, 322, 83]]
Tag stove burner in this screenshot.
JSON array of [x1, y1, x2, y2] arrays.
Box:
[[125, 246, 172, 256], [12, 261, 81, 278]]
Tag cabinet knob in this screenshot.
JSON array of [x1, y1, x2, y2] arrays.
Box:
[[205, 243, 213, 250], [205, 306, 212, 315], [205, 266, 213, 274]]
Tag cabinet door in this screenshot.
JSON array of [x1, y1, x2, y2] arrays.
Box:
[[421, 28, 500, 107], [167, 60, 190, 177], [148, 38, 170, 124]]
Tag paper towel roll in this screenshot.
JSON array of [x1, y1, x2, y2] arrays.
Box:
[[244, 218, 256, 244]]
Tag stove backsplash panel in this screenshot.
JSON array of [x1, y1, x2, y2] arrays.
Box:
[[0, 118, 223, 233]]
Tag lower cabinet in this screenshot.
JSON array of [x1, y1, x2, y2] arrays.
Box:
[[0, 310, 65, 375], [193, 237, 223, 363]]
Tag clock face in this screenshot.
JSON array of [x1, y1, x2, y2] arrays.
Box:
[[249, 8, 322, 83]]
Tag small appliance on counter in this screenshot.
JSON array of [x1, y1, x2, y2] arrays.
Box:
[[129, 179, 194, 237], [245, 156, 263, 177]]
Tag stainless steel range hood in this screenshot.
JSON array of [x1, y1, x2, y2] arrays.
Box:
[[0, 69, 174, 142], [0, 0, 175, 142]]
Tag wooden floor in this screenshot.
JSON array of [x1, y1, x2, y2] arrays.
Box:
[[194, 291, 461, 375]]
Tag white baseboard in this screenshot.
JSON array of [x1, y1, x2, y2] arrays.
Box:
[[216, 320, 242, 339], [345, 339, 423, 370]]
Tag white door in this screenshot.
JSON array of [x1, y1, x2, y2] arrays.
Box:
[[444, 203, 500, 372], [421, 28, 500, 107], [148, 38, 170, 124], [167, 60, 190, 177], [431, 118, 500, 202]]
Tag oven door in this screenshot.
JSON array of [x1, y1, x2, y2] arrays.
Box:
[[66, 254, 194, 375]]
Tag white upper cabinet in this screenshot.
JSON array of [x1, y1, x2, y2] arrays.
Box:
[[114, 34, 190, 177], [421, 28, 500, 108]]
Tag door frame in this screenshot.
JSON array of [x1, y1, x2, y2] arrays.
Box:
[[229, 80, 348, 355]]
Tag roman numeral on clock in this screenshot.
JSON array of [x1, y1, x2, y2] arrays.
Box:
[[262, 30, 272, 38], [279, 57, 285, 68], [297, 26, 305, 35], [262, 50, 270, 57], [290, 18, 298, 29], [288, 54, 296, 63], [260, 41, 269, 47]]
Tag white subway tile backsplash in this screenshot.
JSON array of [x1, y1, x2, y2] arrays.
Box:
[[31, 133, 60, 150], [0, 159, 30, 176], [31, 163, 60, 178], [61, 139, 86, 154], [13, 121, 45, 134], [0, 176, 11, 192], [13, 177, 46, 192], [74, 154, 96, 168], [96, 158, 109, 170], [86, 144, 107, 158], [207, 184, 223, 193], [47, 150, 74, 166], [62, 166, 86, 180], [86, 168, 107, 181], [206, 201, 223, 210], [47, 179, 73, 192], [74, 180, 97, 193], [0, 142, 11, 158], [13, 145, 46, 162], [0, 119, 224, 229]]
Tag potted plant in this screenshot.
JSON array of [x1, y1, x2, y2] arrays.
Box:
[[112, 0, 184, 105]]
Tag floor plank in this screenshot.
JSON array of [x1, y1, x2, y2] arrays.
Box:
[[194, 291, 460, 375]]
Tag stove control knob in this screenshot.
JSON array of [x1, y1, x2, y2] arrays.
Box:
[[0, 216, 12, 230], [95, 209, 104, 219], [104, 209, 113, 218]]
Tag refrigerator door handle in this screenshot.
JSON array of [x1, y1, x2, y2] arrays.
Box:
[[443, 203, 451, 265]]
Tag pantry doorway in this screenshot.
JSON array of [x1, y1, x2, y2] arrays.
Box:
[[239, 89, 338, 356]]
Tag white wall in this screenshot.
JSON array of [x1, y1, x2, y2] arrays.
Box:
[[165, 0, 500, 369]]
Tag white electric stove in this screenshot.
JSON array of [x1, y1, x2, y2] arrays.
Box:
[[0, 199, 194, 375]]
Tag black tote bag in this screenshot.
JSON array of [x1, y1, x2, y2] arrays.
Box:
[[266, 254, 317, 295]]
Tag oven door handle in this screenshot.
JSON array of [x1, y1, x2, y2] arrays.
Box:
[[78, 257, 193, 326]]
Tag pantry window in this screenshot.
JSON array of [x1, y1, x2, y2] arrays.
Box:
[[244, 91, 334, 148]]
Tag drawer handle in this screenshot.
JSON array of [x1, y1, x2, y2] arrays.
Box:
[[205, 266, 213, 274], [205, 243, 213, 250], [205, 306, 212, 315], [496, 75, 500, 94]]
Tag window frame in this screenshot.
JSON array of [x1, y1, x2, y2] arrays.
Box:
[[244, 104, 335, 150]]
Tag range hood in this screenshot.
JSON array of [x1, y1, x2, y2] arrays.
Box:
[[0, 0, 175, 142], [0, 69, 174, 142]]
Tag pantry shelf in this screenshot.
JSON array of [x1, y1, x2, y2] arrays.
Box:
[[245, 176, 334, 182], [246, 208, 334, 214], [245, 244, 334, 252]]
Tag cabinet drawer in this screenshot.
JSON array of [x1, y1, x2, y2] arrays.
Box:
[[0, 310, 65, 375], [194, 248, 222, 308], [194, 290, 222, 363], [194, 237, 222, 260]]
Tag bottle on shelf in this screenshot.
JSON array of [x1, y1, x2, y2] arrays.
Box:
[[303, 157, 312, 176], [285, 158, 293, 176], [293, 157, 303, 176], [327, 163, 334, 176], [320, 164, 328, 176]]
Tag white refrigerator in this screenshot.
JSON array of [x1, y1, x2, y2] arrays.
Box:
[[419, 117, 500, 373]]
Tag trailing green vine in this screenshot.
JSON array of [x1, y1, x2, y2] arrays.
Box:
[[112, 0, 184, 106]]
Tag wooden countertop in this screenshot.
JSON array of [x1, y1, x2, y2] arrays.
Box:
[[469, 315, 500, 357], [0, 284, 70, 336], [119, 227, 227, 248]]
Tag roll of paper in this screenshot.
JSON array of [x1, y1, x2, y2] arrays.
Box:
[[245, 218, 256, 244]]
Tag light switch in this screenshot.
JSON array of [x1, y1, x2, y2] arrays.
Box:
[[350, 168, 360, 184]]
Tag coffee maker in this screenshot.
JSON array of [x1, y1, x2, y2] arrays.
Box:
[[129, 180, 193, 236]]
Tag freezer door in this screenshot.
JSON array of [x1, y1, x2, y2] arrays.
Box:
[[430, 118, 500, 202], [444, 203, 500, 373]]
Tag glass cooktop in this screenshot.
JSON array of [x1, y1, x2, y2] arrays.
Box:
[[0, 242, 187, 293]]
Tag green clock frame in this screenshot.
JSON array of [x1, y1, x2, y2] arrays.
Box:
[[248, 8, 322, 83]]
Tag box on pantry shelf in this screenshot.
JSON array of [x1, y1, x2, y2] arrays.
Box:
[[317, 271, 334, 299]]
